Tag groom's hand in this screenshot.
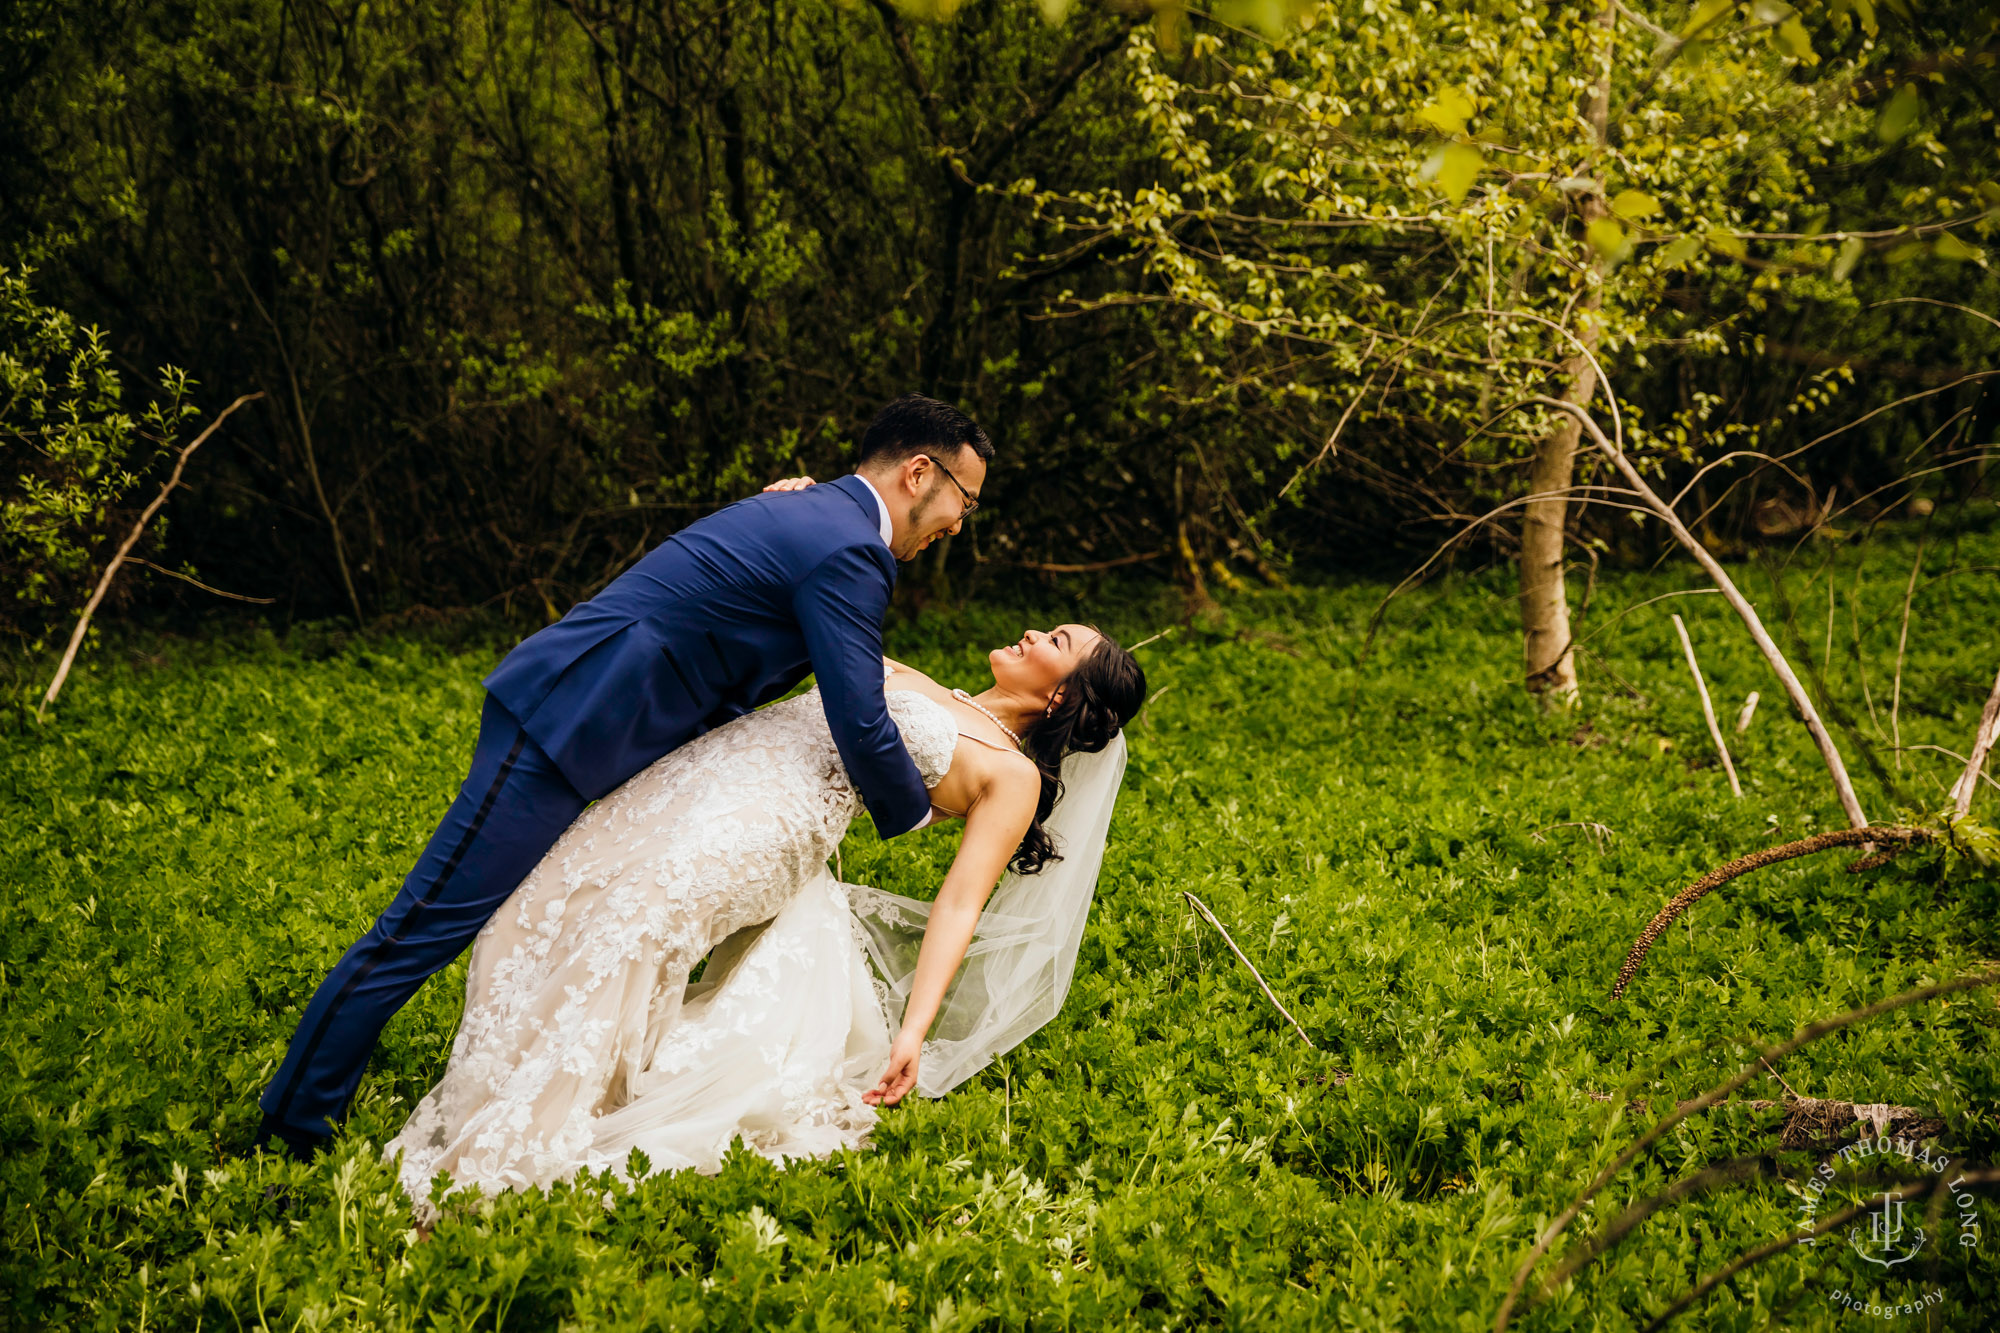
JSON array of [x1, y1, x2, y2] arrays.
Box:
[[762, 476, 816, 492]]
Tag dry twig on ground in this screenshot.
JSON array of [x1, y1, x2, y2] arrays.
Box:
[[1672, 614, 1741, 797], [1181, 890, 1316, 1050], [1734, 690, 1759, 733]]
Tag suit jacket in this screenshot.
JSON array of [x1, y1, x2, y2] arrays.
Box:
[[483, 473, 931, 835]]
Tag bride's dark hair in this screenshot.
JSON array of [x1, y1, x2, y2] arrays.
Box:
[[1011, 633, 1146, 874]]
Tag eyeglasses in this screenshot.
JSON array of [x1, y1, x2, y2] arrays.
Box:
[[920, 454, 979, 519]]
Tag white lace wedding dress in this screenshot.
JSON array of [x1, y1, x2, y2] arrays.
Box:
[[384, 676, 960, 1209]]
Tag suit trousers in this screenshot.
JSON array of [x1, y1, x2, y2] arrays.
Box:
[[260, 694, 589, 1137]]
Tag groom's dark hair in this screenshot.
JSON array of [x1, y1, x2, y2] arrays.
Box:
[[858, 393, 993, 468]]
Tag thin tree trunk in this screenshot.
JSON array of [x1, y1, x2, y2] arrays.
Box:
[[1519, 340, 1596, 701], [1517, 0, 1615, 706], [1533, 394, 1870, 829], [1950, 665, 2000, 819]]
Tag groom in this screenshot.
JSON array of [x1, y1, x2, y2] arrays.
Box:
[[255, 393, 991, 1162]]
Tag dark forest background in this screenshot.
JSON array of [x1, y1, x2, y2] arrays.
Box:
[[3, 0, 1996, 649]]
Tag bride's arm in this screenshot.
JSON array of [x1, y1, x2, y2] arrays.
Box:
[[863, 762, 1038, 1107]]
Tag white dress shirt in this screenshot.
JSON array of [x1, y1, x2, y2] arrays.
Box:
[[854, 473, 895, 546]]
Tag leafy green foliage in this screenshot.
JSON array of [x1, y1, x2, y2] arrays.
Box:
[[3, 0, 1993, 622], [0, 265, 196, 656], [1026, 0, 2000, 571], [2, 532, 1996, 1328]]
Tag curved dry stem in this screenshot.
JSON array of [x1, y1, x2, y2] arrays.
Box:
[[1493, 965, 2000, 1333], [1528, 1153, 1768, 1309], [1667, 373, 1999, 528], [1358, 481, 1643, 663], [1572, 587, 1720, 654], [38, 393, 263, 720], [1868, 296, 2000, 334], [1638, 1166, 2000, 1332], [1611, 827, 1934, 1000]]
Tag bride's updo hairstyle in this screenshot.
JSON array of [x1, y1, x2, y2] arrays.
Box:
[[1012, 633, 1146, 874]]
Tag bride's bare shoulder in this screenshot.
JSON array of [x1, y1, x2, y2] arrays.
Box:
[[884, 661, 946, 695]]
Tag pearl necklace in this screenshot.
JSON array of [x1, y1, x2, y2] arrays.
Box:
[[951, 688, 1025, 749]]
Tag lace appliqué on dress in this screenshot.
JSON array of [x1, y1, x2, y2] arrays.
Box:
[[385, 682, 959, 1214]]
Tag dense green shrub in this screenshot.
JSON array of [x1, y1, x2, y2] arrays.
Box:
[[0, 265, 196, 659], [2, 533, 1995, 1328]]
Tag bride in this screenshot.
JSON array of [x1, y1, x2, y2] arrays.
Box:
[[385, 624, 1144, 1208]]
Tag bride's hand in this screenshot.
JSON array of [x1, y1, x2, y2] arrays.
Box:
[[864, 1030, 923, 1106], [762, 476, 816, 492]]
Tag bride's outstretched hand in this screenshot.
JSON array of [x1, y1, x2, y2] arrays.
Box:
[[762, 476, 816, 492], [864, 1030, 923, 1106]]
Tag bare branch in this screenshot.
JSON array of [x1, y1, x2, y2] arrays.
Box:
[[1869, 295, 2000, 334], [1610, 827, 1933, 1001], [1949, 666, 2000, 819], [1495, 966, 2000, 1333], [1006, 550, 1167, 574], [1527, 394, 1869, 829], [1640, 1167, 2000, 1332], [1892, 531, 1926, 772], [1181, 891, 1316, 1050], [38, 393, 263, 721], [1673, 613, 1741, 798], [129, 559, 277, 604]]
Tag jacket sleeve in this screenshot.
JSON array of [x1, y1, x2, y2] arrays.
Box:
[[792, 543, 933, 837]]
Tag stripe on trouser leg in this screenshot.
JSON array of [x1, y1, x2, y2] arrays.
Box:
[[269, 731, 529, 1125]]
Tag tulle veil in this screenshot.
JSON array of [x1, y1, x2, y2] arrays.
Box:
[[845, 731, 1127, 1097]]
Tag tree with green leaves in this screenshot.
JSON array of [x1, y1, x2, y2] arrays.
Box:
[[1, 264, 197, 666], [1027, 0, 1996, 698]]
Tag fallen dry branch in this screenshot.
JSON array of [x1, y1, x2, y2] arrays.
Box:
[[1181, 890, 1316, 1049], [1610, 827, 1934, 1000], [1778, 1093, 1945, 1149], [1583, 1091, 1945, 1149], [1948, 664, 2000, 819]]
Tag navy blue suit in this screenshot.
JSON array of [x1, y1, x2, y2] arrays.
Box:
[[261, 475, 930, 1139]]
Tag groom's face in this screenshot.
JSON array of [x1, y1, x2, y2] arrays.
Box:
[[891, 445, 985, 561]]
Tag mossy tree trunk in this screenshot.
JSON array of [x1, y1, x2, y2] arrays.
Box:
[[1517, 0, 1614, 707]]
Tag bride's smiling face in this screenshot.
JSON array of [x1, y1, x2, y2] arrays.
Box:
[[989, 624, 1100, 699]]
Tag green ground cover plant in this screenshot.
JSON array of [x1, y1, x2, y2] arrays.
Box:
[[2, 530, 1996, 1330]]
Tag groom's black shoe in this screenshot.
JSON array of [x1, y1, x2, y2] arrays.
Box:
[[253, 1113, 331, 1165]]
